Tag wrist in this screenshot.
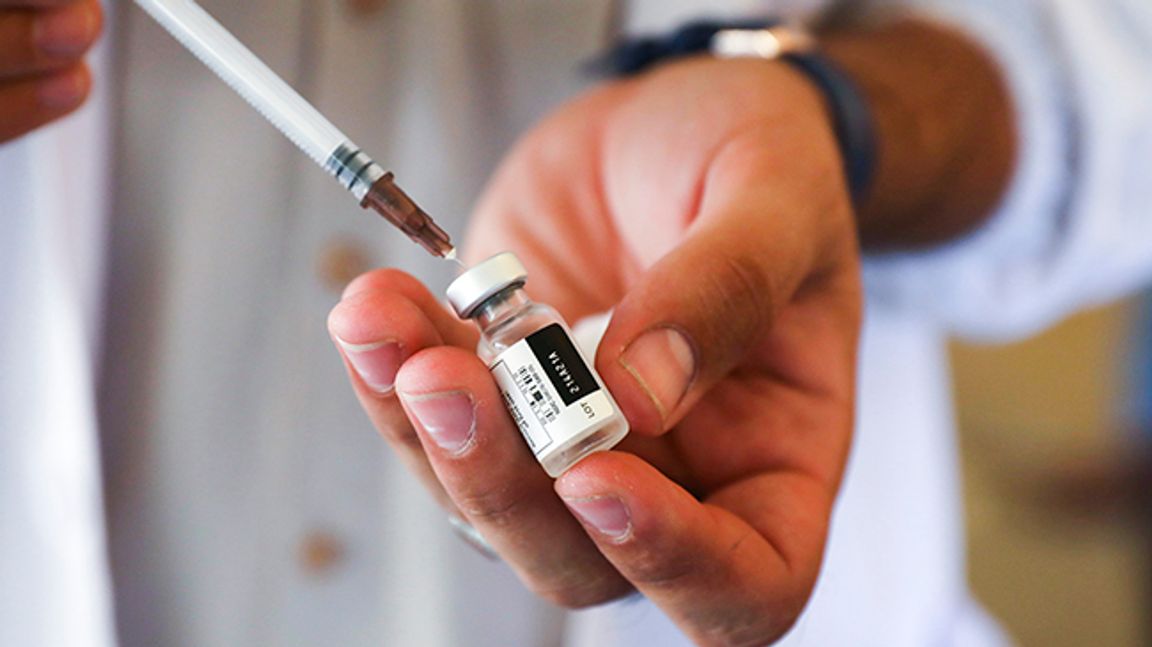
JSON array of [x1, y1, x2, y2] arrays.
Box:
[[597, 21, 876, 207], [821, 19, 1016, 250]]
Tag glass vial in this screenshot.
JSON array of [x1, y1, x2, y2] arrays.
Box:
[[446, 252, 629, 477]]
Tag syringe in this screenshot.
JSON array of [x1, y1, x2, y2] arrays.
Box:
[[133, 0, 456, 259]]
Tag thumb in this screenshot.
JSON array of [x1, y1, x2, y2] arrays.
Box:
[[596, 198, 828, 436]]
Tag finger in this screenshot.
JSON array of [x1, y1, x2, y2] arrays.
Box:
[[0, 0, 102, 78], [596, 130, 860, 436], [341, 268, 476, 348], [396, 347, 633, 607], [557, 452, 831, 645], [327, 269, 476, 512], [0, 63, 89, 144], [0, 1, 86, 6]]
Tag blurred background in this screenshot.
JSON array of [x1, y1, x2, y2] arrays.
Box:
[[954, 295, 1152, 646]]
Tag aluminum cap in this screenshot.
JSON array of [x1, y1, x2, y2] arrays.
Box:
[[446, 252, 528, 319]]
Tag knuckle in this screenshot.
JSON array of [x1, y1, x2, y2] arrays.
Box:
[[455, 484, 529, 530], [622, 549, 697, 589], [711, 252, 774, 331], [691, 610, 796, 647], [696, 624, 786, 647], [686, 586, 806, 647], [678, 251, 776, 362], [532, 572, 633, 609]]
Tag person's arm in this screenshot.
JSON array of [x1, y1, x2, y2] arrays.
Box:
[[330, 17, 1016, 645], [0, 0, 102, 144], [824, 18, 1016, 250]]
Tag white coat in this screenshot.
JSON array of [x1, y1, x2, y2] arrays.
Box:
[[3, 0, 1152, 645]]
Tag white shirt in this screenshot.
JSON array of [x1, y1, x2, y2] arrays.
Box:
[[2, 0, 1152, 646], [0, 30, 113, 647]]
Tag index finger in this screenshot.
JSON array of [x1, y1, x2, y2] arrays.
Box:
[[0, 0, 102, 78], [328, 268, 478, 511], [0, 1, 83, 7]]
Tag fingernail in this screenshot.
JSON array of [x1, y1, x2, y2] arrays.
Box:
[[619, 327, 695, 422], [36, 5, 97, 59], [563, 496, 632, 542], [403, 391, 476, 455], [38, 71, 86, 110], [337, 338, 403, 394]]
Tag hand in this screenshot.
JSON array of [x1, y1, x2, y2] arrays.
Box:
[[330, 57, 861, 645], [0, 0, 102, 144]]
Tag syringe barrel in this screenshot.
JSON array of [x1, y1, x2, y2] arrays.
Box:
[[133, 0, 349, 168], [135, 0, 456, 258]]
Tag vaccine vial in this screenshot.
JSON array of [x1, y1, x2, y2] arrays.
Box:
[[446, 252, 629, 477]]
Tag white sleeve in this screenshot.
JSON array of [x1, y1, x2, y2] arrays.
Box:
[[861, 0, 1152, 341], [0, 27, 115, 647]]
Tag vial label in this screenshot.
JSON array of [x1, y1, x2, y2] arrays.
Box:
[[490, 324, 614, 457]]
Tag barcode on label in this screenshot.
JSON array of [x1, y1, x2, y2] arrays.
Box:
[[514, 364, 560, 425], [500, 390, 535, 448]]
